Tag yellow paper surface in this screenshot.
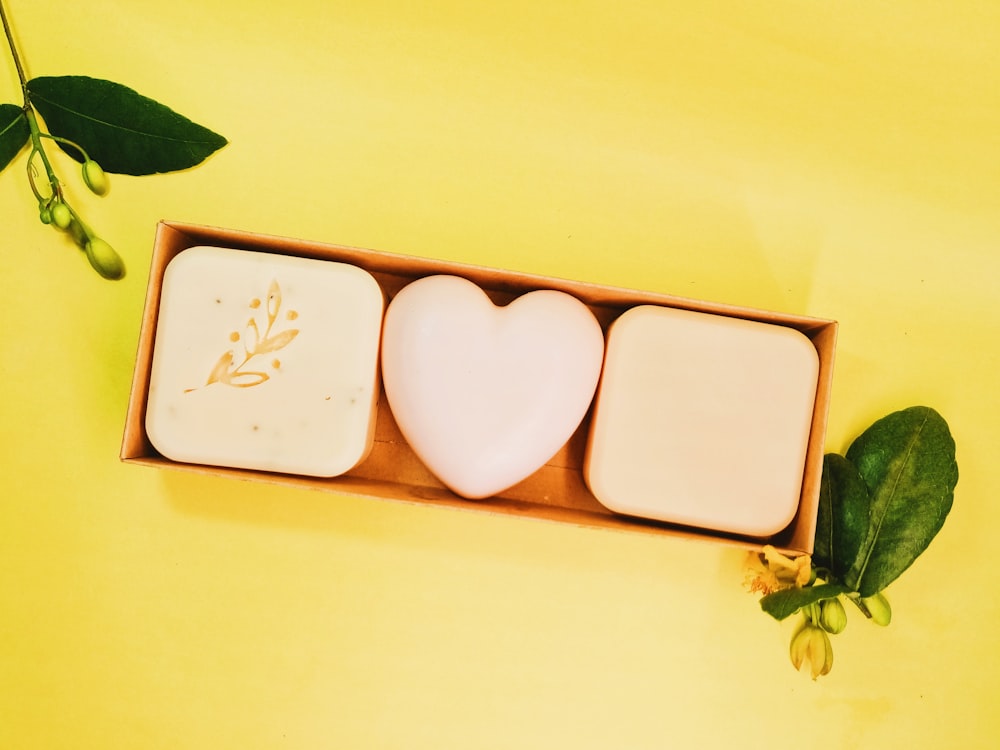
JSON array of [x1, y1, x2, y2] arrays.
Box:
[[1, 1, 998, 747]]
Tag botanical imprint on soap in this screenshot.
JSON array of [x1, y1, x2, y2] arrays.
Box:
[[186, 279, 300, 391]]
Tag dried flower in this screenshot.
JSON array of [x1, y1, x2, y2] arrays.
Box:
[[744, 544, 812, 596]]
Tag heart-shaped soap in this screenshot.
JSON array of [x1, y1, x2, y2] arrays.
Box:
[[381, 275, 605, 499]]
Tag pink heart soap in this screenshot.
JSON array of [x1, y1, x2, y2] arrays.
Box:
[[381, 275, 605, 499]]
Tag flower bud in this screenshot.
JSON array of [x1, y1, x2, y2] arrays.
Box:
[[50, 201, 72, 230], [39, 205, 52, 225], [85, 238, 126, 280], [862, 592, 892, 626], [82, 159, 109, 196], [790, 623, 834, 679], [819, 597, 847, 634], [67, 219, 89, 249]]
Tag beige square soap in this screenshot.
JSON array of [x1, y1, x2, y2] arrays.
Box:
[[146, 246, 384, 477], [585, 305, 819, 537]]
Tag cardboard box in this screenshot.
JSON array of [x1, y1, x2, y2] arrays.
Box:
[[122, 221, 837, 554]]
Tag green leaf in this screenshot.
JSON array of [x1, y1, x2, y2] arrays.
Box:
[[812, 453, 870, 583], [760, 583, 848, 621], [0, 103, 30, 172], [25, 76, 227, 175], [844, 406, 958, 597]]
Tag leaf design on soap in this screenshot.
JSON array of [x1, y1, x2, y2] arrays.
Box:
[[227, 371, 270, 388], [256, 328, 299, 354], [187, 279, 300, 392], [266, 279, 282, 323], [205, 351, 235, 386], [245, 317, 261, 356]]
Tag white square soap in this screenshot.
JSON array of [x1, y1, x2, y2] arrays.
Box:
[[584, 305, 819, 537], [146, 246, 384, 477]]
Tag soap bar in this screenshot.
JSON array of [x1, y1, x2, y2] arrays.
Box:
[[585, 305, 819, 537], [145, 246, 384, 477], [381, 275, 605, 499]]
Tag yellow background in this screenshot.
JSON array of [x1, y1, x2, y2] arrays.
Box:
[[2, 1, 998, 747]]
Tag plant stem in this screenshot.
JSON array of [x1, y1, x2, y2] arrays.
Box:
[[0, 0, 29, 99], [24, 107, 61, 199], [846, 592, 873, 619], [0, 2, 60, 199]]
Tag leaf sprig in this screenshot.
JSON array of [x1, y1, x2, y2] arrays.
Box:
[[746, 406, 958, 679], [1, 1, 226, 279]]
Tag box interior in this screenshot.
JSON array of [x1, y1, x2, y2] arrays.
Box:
[[122, 221, 837, 554]]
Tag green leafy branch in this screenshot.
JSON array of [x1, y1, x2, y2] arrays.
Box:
[[1, 1, 226, 279], [745, 406, 958, 679]]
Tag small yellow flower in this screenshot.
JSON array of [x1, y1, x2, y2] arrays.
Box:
[[744, 545, 812, 595], [790, 622, 834, 679]]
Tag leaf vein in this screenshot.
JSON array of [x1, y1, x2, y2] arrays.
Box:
[[30, 94, 220, 146], [853, 409, 929, 589]]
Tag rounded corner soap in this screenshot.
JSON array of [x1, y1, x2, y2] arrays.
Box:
[[145, 245, 385, 478], [584, 304, 820, 538]]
